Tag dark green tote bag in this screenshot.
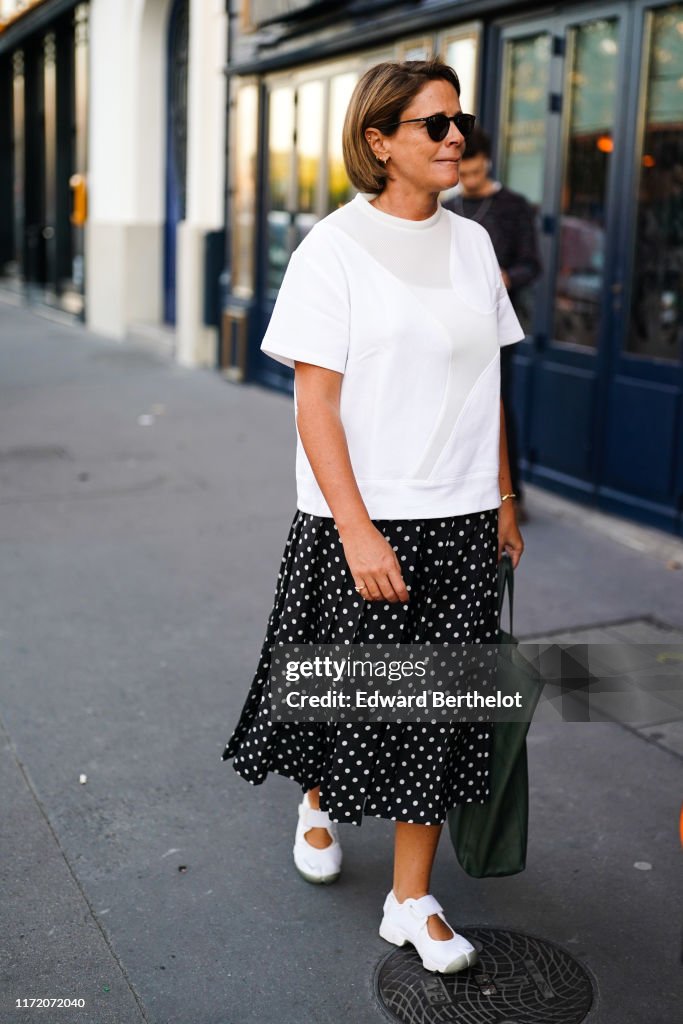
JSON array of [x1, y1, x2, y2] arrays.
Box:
[[447, 553, 544, 878]]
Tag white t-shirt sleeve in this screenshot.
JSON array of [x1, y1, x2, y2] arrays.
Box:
[[496, 269, 527, 347], [260, 228, 350, 373]]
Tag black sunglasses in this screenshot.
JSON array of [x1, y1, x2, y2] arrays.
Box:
[[381, 111, 476, 143]]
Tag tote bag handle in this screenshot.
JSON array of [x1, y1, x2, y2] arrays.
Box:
[[497, 552, 515, 637]]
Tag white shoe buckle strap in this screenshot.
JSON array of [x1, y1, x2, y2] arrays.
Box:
[[304, 807, 333, 830], [408, 894, 443, 919]]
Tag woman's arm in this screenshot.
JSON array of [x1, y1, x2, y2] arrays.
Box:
[[294, 361, 409, 604], [498, 397, 524, 568]]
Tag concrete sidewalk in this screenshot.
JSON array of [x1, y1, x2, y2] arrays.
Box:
[[0, 301, 681, 1024]]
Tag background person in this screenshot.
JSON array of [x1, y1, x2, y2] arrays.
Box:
[[442, 128, 541, 521], [221, 59, 524, 975]]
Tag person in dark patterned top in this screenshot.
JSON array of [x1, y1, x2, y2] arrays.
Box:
[[442, 128, 541, 520]]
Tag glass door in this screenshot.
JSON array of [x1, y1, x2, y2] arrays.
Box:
[[600, 1, 683, 529], [498, 33, 550, 208], [496, 7, 628, 491], [626, 4, 683, 362], [163, 0, 189, 325], [498, 31, 552, 336], [552, 19, 620, 353]]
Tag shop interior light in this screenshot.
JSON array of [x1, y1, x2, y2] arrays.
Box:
[[0, 0, 49, 32]]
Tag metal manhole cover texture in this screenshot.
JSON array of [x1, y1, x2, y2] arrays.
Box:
[[375, 928, 594, 1024]]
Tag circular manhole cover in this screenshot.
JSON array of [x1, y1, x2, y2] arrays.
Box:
[[375, 928, 594, 1024]]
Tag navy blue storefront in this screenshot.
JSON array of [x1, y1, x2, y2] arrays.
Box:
[[220, 0, 683, 536]]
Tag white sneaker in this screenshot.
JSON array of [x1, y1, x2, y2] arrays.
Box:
[[379, 890, 478, 973], [293, 792, 342, 884]]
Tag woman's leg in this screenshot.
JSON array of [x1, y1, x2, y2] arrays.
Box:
[[393, 822, 454, 940], [305, 786, 333, 849]]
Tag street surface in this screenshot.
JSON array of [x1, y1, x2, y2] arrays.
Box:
[[1, 299, 682, 1023]]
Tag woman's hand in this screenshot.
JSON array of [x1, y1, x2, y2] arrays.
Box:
[[498, 501, 524, 568], [339, 521, 409, 603]]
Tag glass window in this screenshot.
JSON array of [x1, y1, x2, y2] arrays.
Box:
[[328, 71, 357, 211], [361, 47, 394, 67], [12, 50, 24, 272], [266, 86, 295, 293], [295, 78, 325, 242], [441, 29, 480, 113], [627, 3, 683, 361], [239, 1, 253, 32], [259, 27, 485, 296], [552, 19, 619, 350], [231, 82, 258, 298], [71, 3, 88, 295], [43, 32, 57, 268], [397, 37, 433, 61], [268, 86, 294, 210], [74, 4, 89, 174], [499, 34, 551, 206]]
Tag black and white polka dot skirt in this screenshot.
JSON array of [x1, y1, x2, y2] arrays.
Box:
[[221, 508, 498, 826]]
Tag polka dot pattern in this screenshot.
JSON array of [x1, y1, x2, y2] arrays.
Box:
[[221, 509, 498, 826]]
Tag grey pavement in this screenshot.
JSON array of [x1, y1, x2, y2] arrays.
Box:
[[0, 298, 682, 1024]]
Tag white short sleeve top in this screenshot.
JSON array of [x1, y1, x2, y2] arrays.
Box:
[[260, 192, 526, 519]]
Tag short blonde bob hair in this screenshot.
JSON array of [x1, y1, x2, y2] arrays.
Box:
[[342, 58, 462, 194]]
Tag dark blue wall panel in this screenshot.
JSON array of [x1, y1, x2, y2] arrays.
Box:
[[603, 377, 678, 499]]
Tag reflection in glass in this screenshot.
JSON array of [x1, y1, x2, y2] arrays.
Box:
[[296, 79, 324, 215], [397, 37, 432, 61], [269, 87, 294, 210], [500, 34, 551, 206], [43, 32, 57, 277], [74, 5, 89, 174], [553, 19, 618, 349], [443, 32, 478, 113], [267, 87, 295, 292], [72, 4, 89, 296], [232, 83, 258, 298], [361, 47, 394, 67], [12, 51, 24, 272], [328, 72, 357, 210], [628, 4, 683, 360]]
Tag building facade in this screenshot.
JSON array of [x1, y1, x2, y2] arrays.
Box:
[[0, 0, 228, 365], [222, 0, 683, 536], [0, 0, 89, 314]]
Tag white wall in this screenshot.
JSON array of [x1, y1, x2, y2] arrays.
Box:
[[86, 0, 227, 367], [176, 0, 227, 366], [186, 0, 226, 228], [86, 0, 169, 337], [88, 0, 136, 223], [130, 0, 170, 225]]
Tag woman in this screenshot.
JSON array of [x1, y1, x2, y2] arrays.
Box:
[[222, 58, 524, 975]]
